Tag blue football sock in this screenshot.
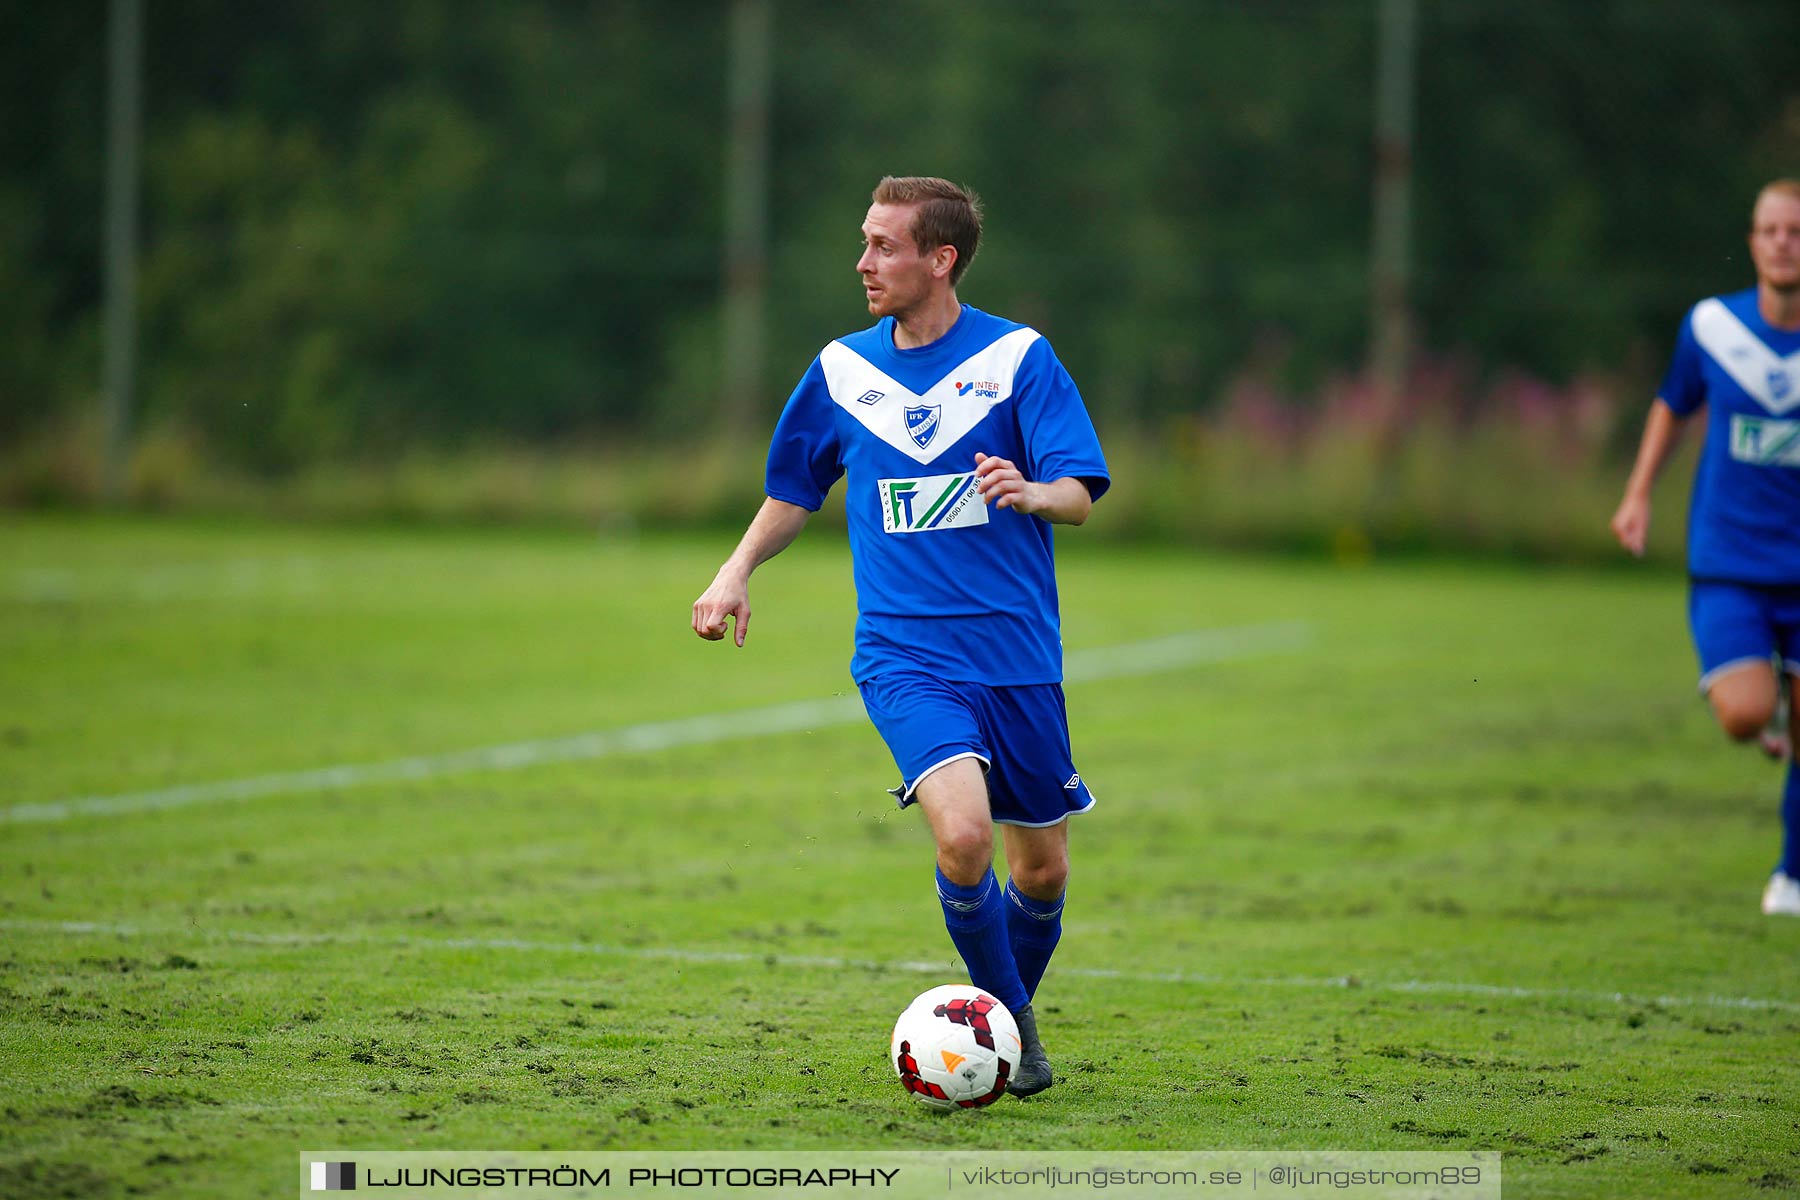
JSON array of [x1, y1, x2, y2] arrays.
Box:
[[1780, 759, 1800, 880], [935, 867, 1028, 1015], [1004, 879, 1064, 1002]]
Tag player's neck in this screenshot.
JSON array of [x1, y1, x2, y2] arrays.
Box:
[[891, 293, 963, 350], [1759, 282, 1800, 332]]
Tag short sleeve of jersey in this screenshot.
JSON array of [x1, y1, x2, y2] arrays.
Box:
[[1015, 339, 1111, 501], [1657, 309, 1707, 417], [764, 357, 844, 511]]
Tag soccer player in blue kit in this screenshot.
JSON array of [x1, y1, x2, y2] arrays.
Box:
[[1610, 179, 1800, 916], [692, 177, 1109, 1094]]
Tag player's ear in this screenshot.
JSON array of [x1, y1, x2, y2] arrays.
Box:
[[932, 244, 958, 281]]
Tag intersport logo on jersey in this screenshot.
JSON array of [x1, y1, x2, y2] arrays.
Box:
[[878, 472, 989, 534]]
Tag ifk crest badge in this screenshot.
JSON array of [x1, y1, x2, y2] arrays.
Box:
[[1771, 368, 1793, 403], [905, 404, 941, 449]]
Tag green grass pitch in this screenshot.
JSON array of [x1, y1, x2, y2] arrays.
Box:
[[2, 513, 1796, 1198]]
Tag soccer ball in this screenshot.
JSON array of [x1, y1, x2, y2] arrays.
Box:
[[890, 984, 1020, 1109]]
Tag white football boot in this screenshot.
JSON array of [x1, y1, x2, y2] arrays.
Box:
[[1761, 871, 1800, 916]]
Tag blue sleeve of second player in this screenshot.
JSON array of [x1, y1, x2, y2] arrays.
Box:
[[1657, 311, 1706, 417], [764, 358, 844, 511], [1015, 339, 1111, 501]]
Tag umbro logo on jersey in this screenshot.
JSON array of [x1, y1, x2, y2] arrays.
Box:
[[955, 379, 1000, 398], [855, 389, 885, 405], [1063, 774, 1080, 790], [905, 404, 942, 449]]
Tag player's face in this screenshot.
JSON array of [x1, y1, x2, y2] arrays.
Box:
[[1749, 190, 1800, 294], [858, 203, 941, 319]]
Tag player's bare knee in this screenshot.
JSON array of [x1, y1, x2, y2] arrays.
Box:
[[1714, 696, 1776, 741], [1010, 858, 1068, 899], [935, 828, 992, 886]]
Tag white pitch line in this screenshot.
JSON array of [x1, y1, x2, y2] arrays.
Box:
[[5, 621, 1309, 825], [9, 557, 326, 603], [7, 917, 1796, 1016]]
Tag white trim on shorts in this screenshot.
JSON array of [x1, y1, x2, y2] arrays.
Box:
[[889, 753, 1101, 827], [892, 751, 990, 806], [1698, 655, 1792, 695], [994, 793, 1098, 829]]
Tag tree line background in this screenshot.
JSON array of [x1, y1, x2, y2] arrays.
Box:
[[3, 1, 1798, 553]]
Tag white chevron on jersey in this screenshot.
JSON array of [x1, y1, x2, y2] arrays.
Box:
[[818, 327, 1043, 464], [1692, 298, 1800, 415]]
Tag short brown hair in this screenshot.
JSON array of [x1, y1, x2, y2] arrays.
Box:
[[1755, 178, 1800, 215], [871, 176, 983, 286]]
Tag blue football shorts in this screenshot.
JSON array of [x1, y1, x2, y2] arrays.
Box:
[[857, 671, 1096, 828], [1687, 580, 1800, 693]]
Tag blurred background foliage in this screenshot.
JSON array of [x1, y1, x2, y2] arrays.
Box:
[[2, 0, 1798, 556]]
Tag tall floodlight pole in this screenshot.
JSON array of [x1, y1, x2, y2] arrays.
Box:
[[721, 0, 772, 440], [1369, 0, 1417, 411], [102, 0, 144, 503]]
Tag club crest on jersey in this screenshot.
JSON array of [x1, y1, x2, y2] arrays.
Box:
[[905, 404, 942, 449], [1772, 369, 1793, 403]]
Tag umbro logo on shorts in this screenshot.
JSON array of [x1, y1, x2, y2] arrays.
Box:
[[1063, 774, 1080, 790]]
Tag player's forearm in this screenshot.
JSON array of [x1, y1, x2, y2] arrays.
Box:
[[1621, 401, 1687, 500], [1026, 477, 1093, 526], [719, 497, 812, 579]]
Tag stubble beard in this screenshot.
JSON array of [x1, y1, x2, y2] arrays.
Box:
[[869, 286, 918, 324]]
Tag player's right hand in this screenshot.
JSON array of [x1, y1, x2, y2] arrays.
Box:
[[692, 578, 751, 646], [1610, 494, 1650, 558]]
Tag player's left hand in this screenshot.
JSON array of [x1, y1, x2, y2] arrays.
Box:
[[974, 452, 1041, 513]]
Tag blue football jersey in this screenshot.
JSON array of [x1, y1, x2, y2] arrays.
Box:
[[765, 305, 1110, 684], [1659, 288, 1800, 585]]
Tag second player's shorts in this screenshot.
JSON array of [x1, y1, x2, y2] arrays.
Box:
[[1688, 579, 1800, 693], [857, 671, 1096, 827]]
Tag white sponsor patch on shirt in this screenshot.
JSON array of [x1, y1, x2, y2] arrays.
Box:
[[1729, 414, 1800, 466], [877, 472, 989, 533]]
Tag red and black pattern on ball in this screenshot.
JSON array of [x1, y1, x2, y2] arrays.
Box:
[[895, 1040, 949, 1102], [957, 1055, 1011, 1108], [932, 993, 998, 1050]]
